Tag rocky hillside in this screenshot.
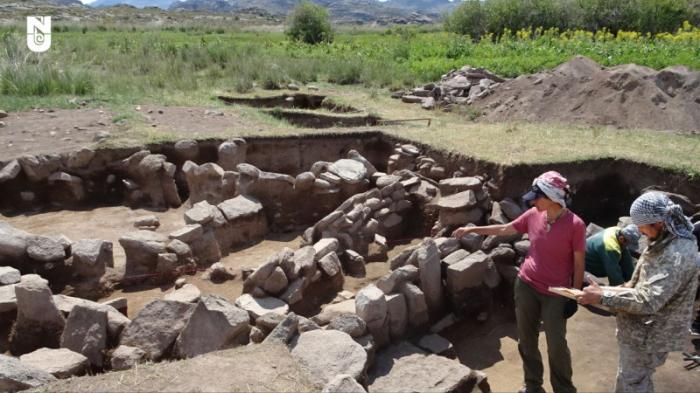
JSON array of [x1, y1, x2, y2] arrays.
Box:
[[90, 0, 176, 9], [170, 0, 441, 24], [0, 0, 279, 27]]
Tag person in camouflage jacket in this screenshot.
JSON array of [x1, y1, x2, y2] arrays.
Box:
[[577, 191, 699, 393]]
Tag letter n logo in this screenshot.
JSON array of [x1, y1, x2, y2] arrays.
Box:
[[27, 16, 52, 53]]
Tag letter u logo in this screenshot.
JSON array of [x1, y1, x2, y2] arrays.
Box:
[[27, 16, 52, 53]]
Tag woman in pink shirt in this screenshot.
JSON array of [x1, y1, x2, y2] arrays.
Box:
[[453, 171, 586, 393]]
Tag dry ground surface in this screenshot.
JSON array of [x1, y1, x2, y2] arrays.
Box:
[[2, 84, 699, 174], [444, 303, 700, 393]]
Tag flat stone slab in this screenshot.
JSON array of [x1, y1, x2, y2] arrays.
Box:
[[217, 195, 264, 221], [0, 354, 56, 391], [369, 342, 473, 393], [234, 294, 288, 320], [291, 329, 367, 386], [438, 177, 482, 195], [328, 159, 367, 184], [313, 299, 356, 325], [436, 190, 478, 211], [164, 284, 201, 303], [19, 348, 88, 379], [416, 334, 454, 356]]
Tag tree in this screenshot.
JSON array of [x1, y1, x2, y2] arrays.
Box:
[[286, 1, 333, 44], [444, 0, 488, 38]]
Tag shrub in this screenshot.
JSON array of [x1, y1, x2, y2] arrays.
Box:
[[285, 1, 333, 44], [444, 0, 487, 38], [445, 0, 699, 37]]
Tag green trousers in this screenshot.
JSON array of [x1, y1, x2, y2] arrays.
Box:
[[514, 277, 576, 393]]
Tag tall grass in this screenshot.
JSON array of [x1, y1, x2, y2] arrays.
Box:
[[0, 24, 698, 109], [0, 33, 94, 96]]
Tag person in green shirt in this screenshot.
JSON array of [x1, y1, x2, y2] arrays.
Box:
[[585, 224, 640, 286]]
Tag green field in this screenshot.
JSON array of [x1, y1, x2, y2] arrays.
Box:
[[2, 24, 700, 110]]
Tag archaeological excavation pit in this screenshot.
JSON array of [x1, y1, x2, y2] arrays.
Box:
[[218, 93, 359, 113], [1, 131, 699, 391], [265, 109, 381, 129]]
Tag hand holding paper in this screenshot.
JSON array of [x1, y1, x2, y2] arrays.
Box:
[[577, 279, 603, 305]]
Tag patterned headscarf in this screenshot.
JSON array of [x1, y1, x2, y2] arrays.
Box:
[[629, 191, 695, 239], [533, 171, 571, 208]]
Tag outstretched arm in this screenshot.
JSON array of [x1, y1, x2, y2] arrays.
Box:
[[452, 223, 518, 238]]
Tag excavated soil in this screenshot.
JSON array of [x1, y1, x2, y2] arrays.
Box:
[[475, 56, 700, 132]]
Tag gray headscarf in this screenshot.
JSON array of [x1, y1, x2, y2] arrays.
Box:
[[629, 191, 695, 239]]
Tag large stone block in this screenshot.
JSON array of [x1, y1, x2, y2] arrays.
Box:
[[356, 285, 389, 347], [60, 303, 108, 368], [376, 265, 418, 294], [119, 300, 195, 361], [71, 239, 112, 277], [0, 354, 56, 391], [416, 239, 443, 313], [385, 293, 407, 339], [119, 231, 168, 277], [399, 283, 429, 329], [234, 294, 288, 320], [290, 330, 368, 386], [10, 274, 65, 355], [175, 295, 250, 358], [19, 347, 88, 379], [446, 251, 489, 294], [368, 342, 474, 393]]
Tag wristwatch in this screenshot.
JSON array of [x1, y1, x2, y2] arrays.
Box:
[[601, 290, 614, 305]]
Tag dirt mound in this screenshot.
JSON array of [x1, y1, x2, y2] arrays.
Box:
[[475, 56, 700, 132], [31, 343, 319, 392]]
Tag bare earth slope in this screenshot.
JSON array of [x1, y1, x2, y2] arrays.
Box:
[[32, 343, 320, 392], [476, 56, 700, 132]]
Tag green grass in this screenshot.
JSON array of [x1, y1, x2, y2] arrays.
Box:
[[1, 26, 699, 113]]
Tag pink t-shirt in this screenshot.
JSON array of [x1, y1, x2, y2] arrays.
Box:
[[511, 207, 586, 295]]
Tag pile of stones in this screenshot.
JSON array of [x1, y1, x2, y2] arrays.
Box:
[[387, 143, 447, 181], [395, 65, 506, 111], [0, 272, 258, 389], [119, 194, 267, 282], [241, 238, 344, 308]]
